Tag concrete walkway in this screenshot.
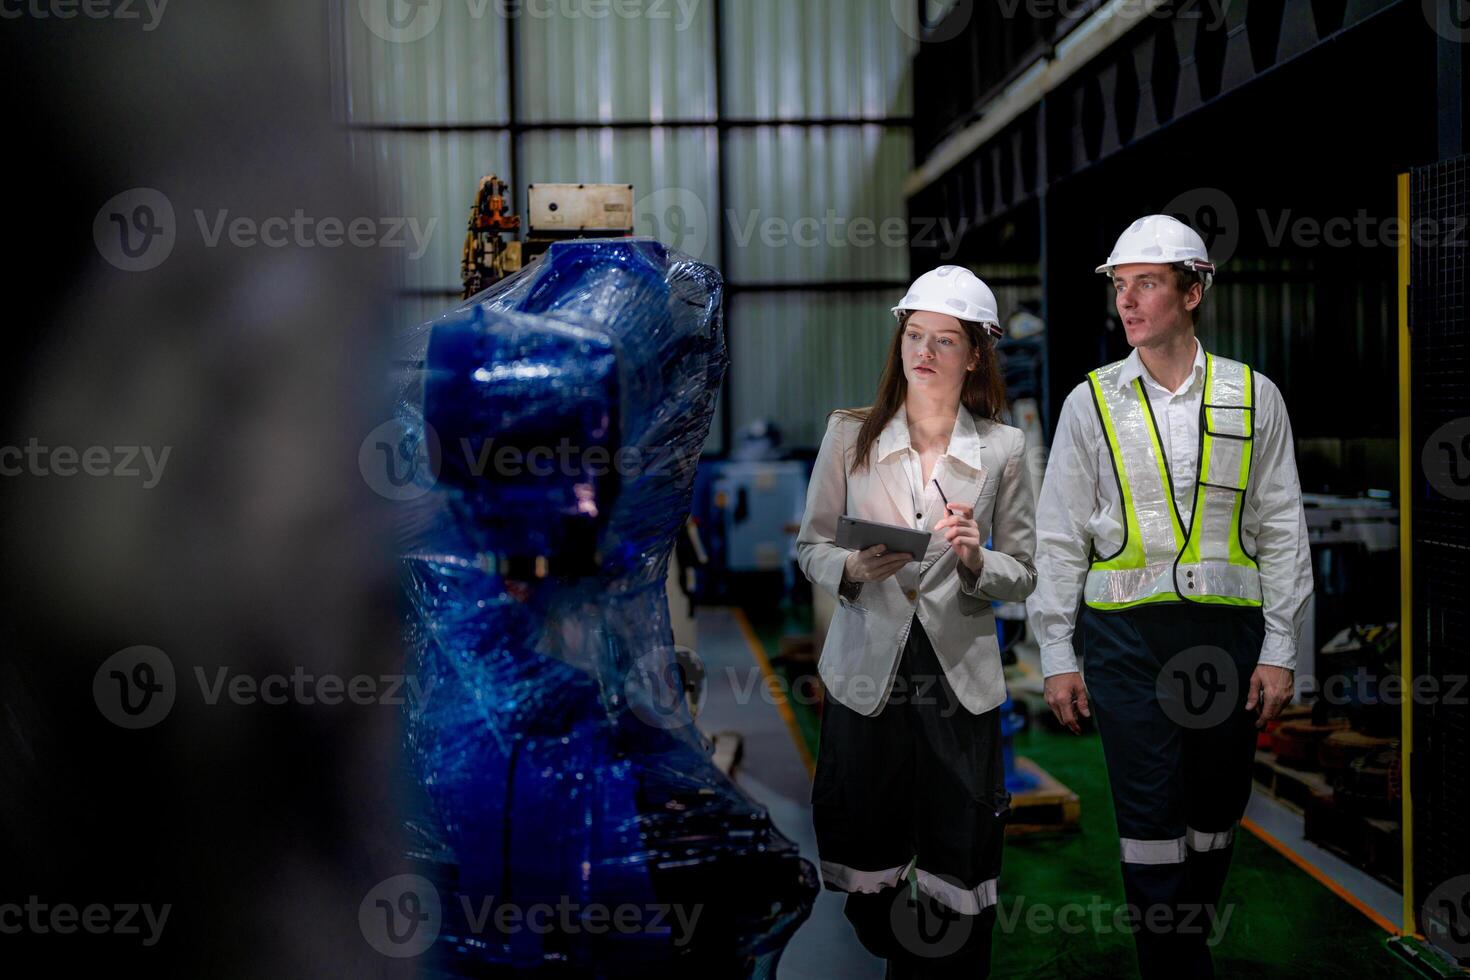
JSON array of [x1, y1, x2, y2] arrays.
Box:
[[693, 606, 884, 980]]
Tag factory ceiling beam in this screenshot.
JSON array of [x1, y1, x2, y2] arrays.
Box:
[[908, 0, 1408, 250], [903, 0, 1169, 199]]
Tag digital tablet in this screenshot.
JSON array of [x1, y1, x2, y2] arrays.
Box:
[[835, 515, 931, 561]]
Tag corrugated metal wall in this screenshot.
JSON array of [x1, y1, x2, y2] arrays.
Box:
[[334, 0, 918, 452]]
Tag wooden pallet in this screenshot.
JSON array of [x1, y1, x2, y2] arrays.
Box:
[[1302, 792, 1402, 891], [1253, 750, 1335, 813], [1007, 756, 1081, 836]]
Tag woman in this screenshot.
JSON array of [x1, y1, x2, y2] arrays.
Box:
[[795, 266, 1037, 978]]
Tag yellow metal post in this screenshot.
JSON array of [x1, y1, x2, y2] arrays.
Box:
[[1396, 171, 1414, 936]]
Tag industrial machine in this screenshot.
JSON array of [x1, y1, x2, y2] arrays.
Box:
[[460, 178, 637, 298], [460, 174, 522, 298]]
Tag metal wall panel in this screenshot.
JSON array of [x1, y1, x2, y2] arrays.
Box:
[[521, 128, 721, 263], [728, 290, 901, 448], [723, 125, 912, 283], [338, 0, 510, 126], [517, 1, 716, 122], [350, 129, 514, 293], [723, 0, 915, 119]]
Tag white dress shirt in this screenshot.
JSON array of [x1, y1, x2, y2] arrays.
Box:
[[1025, 339, 1312, 676], [893, 408, 964, 528]]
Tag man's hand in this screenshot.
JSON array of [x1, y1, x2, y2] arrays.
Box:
[[1043, 671, 1091, 734], [935, 503, 983, 573], [1245, 664, 1293, 729]]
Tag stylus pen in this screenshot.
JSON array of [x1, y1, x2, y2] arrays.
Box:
[[933, 478, 949, 509]]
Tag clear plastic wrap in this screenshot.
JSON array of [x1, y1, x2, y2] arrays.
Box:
[[394, 239, 816, 977]]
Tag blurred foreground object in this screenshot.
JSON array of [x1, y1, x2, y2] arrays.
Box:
[[395, 238, 816, 977]]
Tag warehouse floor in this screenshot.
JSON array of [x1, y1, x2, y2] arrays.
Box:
[[693, 605, 1421, 979]]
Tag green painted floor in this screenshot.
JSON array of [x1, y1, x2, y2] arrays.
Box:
[[745, 605, 1417, 979]]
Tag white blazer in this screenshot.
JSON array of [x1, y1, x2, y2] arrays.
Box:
[[796, 404, 1038, 716]]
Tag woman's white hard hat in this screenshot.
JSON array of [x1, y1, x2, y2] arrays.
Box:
[[891, 265, 1002, 337]]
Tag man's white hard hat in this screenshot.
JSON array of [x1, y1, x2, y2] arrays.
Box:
[[891, 265, 1002, 337], [1096, 214, 1216, 291]]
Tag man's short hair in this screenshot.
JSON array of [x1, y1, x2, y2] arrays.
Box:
[[1170, 263, 1205, 325]]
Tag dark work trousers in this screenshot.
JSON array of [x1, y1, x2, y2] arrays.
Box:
[[1077, 602, 1266, 980], [811, 615, 1010, 979]]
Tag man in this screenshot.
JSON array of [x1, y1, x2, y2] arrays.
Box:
[[1026, 214, 1312, 977]]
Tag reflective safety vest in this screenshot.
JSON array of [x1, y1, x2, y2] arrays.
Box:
[[1084, 352, 1262, 610]]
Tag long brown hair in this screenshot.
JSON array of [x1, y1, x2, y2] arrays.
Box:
[[834, 311, 1007, 473]]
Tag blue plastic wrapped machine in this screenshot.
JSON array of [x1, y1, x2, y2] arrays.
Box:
[[393, 239, 817, 977]]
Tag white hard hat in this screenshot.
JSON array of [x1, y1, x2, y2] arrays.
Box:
[[892, 265, 1002, 337], [1096, 214, 1216, 291]]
